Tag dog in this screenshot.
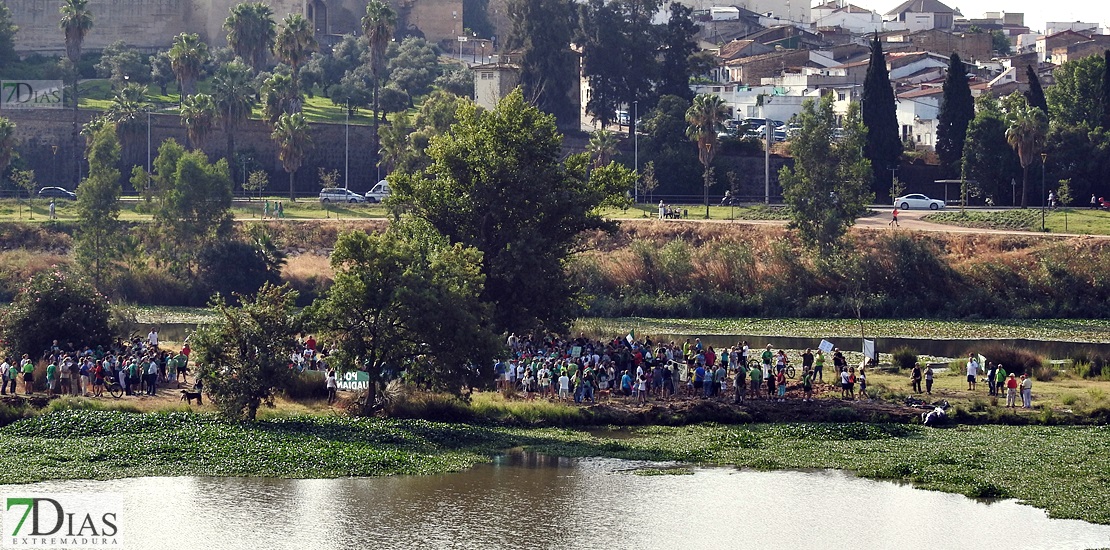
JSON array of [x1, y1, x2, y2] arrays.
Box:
[[596, 388, 611, 402], [180, 389, 203, 405]]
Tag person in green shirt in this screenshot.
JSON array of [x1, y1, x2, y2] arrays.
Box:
[[46, 362, 57, 395], [814, 350, 825, 382], [761, 345, 773, 368], [749, 364, 762, 400], [21, 356, 34, 395], [174, 352, 189, 383], [994, 365, 1007, 399]]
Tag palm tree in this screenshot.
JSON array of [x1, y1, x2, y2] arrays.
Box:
[[1004, 94, 1048, 209], [180, 93, 218, 151], [261, 72, 295, 127], [224, 2, 276, 73], [272, 112, 312, 201], [212, 61, 256, 179], [0, 117, 16, 176], [587, 129, 619, 167], [104, 83, 150, 165], [273, 14, 317, 111], [168, 33, 209, 99], [59, 0, 93, 186], [686, 93, 728, 218], [362, 0, 396, 179]]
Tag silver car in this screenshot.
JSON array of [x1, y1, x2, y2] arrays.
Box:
[[319, 188, 366, 203]]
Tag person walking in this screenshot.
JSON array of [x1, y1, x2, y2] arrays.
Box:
[[889, 207, 899, 227], [326, 369, 338, 404]]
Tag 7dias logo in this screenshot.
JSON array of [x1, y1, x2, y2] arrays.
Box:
[[3, 493, 122, 548]]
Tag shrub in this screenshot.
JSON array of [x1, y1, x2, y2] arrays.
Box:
[[1, 270, 113, 359], [890, 346, 918, 371], [1033, 363, 1056, 382], [977, 344, 1042, 377]]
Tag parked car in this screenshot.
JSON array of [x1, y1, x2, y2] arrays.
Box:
[[37, 186, 77, 200], [365, 180, 391, 203], [895, 193, 945, 210], [319, 188, 366, 203]]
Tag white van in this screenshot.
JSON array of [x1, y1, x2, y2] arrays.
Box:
[[365, 180, 391, 203]]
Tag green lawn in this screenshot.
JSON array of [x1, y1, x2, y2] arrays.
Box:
[[0, 197, 391, 222]]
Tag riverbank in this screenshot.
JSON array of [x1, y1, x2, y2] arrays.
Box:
[[0, 409, 1107, 525]]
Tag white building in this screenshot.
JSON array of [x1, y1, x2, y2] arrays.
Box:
[[896, 86, 942, 149], [811, 1, 883, 34]]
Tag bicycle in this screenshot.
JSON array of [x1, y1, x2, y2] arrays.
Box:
[[747, 358, 795, 379], [106, 381, 124, 399]]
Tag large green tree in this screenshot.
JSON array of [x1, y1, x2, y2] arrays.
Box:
[[2, 270, 112, 359], [505, 0, 579, 125], [306, 223, 499, 411], [150, 140, 234, 273], [686, 93, 728, 216], [962, 95, 1021, 205], [169, 33, 209, 99], [1102, 50, 1110, 130], [194, 282, 299, 420], [779, 96, 872, 253], [1003, 93, 1048, 209], [272, 112, 312, 200], [656, 2, 698, 101], [0, 0, 16, 70], [861, 34, 901, 194], [59, 0, 92, 187], [640, 94, 699, 196], [0, 116, 15, 177], [1025, 65, 1048, 114], [273, 13, 317, 110], [578, 0, 625, 127], [1046, 54, 1104, 128], [180, 92, 217, 150], [224, 2, 276, 73], [362, 0, 396, 176], [74, 125, 123, 287], [936, 53, 975, 177], [391, 89, 633, 333], [212, 60, 255, 179], [103, 83, 150, 167]]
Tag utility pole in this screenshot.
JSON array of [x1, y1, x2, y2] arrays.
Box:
[[345, 100, 350, 191], [764, 122, 771, 204], [633, 100, 639, 203]]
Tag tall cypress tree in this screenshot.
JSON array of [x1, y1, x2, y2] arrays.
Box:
[[937, 53, 975, 177], [1025, 65, 1048, 114], [861, 34, 901, 195], [1102, 50, 1110, 129]]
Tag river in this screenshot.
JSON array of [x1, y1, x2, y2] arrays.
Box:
[[3, 452, 1108, 549]]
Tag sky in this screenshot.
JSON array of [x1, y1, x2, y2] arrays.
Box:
[[854, 1, 1110, 34]]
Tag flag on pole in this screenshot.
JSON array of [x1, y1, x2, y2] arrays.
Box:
[[626, 329, 636, 345]]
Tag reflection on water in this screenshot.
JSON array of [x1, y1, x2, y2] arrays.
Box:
[[3, 453, 1108, 550]]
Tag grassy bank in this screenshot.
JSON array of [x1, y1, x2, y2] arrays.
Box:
[[0, 409, 1107, 524]]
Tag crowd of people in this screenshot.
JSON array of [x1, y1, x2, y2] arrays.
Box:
[[495, 334, 874, 406]]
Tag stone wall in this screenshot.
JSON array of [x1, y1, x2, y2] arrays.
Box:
[[4, 108, 383, 195]]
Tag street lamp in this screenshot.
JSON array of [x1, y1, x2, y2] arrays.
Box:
[[633, 100, 638, 204], [345, 100, 350, 191], [1040, 152, 1047, 232]]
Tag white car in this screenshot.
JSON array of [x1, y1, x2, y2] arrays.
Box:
[[895, 194, 945, 210], [319, 188, 366, 203]]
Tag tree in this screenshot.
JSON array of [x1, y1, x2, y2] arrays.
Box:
[[59, 0, 93, 187], [242, 169, 269, 199], [224, 2, 276, 73], [0, 0, 16, 70], [273, 14, 317, 110], [686, 93, 728, 218], [212, 60, 255, 179], [578, 0, 625, 127], [180, 93, 217, 150], [150, 141, 235, 273], [11, 169, 38, 219], [1, 270, 112, 360], [861, 34, 901, 194], [962, 95, 1021, 204], [434, 66, 472, 97], [587, 129, 619, 167], [391, 89, 633, 333], [196, 236, 284, 300], [1004, 93, 1048, 208], [362, 0, 396, 179], [168, 33, 209, 98], [0, 116, 15, 178], [936, 53, 975, 177], [74, 125, 123, 287], [305, 224, 499, 412], [505, 0, 579, 125], [260, 71, 295, 127], [1025, 65, 1048, 114], [149, 50, 175, 96], [779, 96, 873, 252], [640, 94, 700, 196], [991, 30, 1011, 56], [103, 83, 150, 165], [1103, 50, 1110, 130], [272, 112, 312, 200], [656, 2, 698, 101], [94, 41, 148, 87], [193, 282, 299, 420], [1046, 54, 1104, 127]]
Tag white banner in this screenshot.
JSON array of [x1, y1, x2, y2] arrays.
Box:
[[862, 339, 876, 360], [0, 81, 64, 109], [818, 339, 834, 353]]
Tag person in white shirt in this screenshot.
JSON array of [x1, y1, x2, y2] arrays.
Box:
[[558, 373, 570, 401], [148, 329, 159, 349], [146, 358, 159, 396], [0, 360, 9, 395], [966, 354, 980, 391]]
